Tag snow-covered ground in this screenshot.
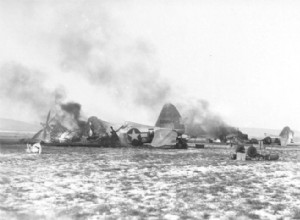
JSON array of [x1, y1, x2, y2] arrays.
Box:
[[0, 145, 300, 220]]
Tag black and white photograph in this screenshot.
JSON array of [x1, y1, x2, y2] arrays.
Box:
[[1, 0, 300, 219]]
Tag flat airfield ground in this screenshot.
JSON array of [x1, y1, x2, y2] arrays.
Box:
[[1, 144, 300, 220]]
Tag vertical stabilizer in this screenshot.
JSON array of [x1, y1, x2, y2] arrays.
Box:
[[155, 103, 185, 133], [279, 126, 294, 146]]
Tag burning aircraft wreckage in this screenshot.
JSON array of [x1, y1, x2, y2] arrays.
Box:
[[23, 103, 186, 148], [23, 102, 265, 149]]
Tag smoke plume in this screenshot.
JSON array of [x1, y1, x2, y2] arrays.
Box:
[[178, 99, 238, 141], [0, 1, 234, 134], [0, 63, 65, 121], [60, 102, 81, 121], [53, 102, 82, 131], [58, 11, 171, 110], [0, 1, 172, 124]]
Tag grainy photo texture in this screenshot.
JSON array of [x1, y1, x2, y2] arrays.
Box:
[[1, 1, 300, 220]]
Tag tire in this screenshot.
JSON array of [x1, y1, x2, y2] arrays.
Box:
[[263, 137, 272, 145]]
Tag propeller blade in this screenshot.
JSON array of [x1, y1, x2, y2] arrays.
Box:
[[43, 129, 47, 140], [48, 115, 56, 123], [46, 110, 51, 125]]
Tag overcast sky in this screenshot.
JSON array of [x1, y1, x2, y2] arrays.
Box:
[[0, 0, 300, 131]]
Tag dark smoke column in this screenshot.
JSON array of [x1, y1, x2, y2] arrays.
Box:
[[60, 102, 81, 120]]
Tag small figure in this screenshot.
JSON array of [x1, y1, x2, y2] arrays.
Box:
[[26, 143, 42, 154], [175, 134, 188, 149], [110, 126, 120, 147], [148, 129, 155, 142]]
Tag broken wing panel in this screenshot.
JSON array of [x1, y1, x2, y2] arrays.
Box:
[[151, 128, 177, 148]]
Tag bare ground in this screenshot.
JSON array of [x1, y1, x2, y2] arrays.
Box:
[[1, 144, 300, 220]]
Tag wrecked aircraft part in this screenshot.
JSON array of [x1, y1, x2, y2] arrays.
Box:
[[279, 126, 294, 146], [58, 130, 82, 143], [149, 129, 186, 149], [78, 120, 89, 137], [48, 119, 83, 144], [225, 131, 249, 144], [127, 128, 142, 146], [30, 110, 53, 143], [87, 116, 109, 138], [151, 129, 177, 148], [279, 126, 294, 138], [155, 103, 185, 133], [49, 122, 68, 143]]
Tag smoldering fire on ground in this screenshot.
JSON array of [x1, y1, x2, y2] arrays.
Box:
[[178, 100, 244, 142]]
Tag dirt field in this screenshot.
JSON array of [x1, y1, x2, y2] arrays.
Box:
[[1, 144, 300, 220]]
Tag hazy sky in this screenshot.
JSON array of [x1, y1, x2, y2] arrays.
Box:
[[0, 0, 300, 131]]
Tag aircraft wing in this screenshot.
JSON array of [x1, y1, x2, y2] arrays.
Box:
[[123, 121, 154, 130]]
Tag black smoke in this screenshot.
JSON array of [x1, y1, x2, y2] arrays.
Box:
[[179, 100, 241, 141], [60, 102, 81, 120], [51, 102, 83, 131]]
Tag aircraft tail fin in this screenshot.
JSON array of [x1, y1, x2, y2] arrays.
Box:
[[279, 126, 294, 146], [155, 103, 185, 133]]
